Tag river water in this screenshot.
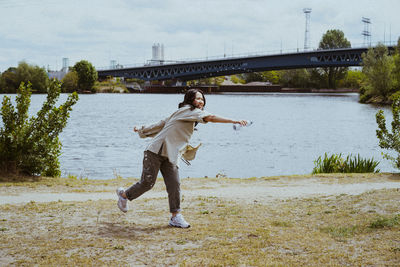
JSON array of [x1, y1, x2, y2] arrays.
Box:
[[1, 92, 396, 179]]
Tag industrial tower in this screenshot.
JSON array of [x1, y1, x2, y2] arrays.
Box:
[[362, 17, 371, 46], [303, 8, 312, 51]]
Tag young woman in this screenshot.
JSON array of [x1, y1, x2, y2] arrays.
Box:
[[116, 89, 247, 228]]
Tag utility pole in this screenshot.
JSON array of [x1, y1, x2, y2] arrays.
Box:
[[362, 17, 371, 47]]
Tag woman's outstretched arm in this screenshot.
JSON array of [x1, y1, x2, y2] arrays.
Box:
[[133, 119, 166, 138], [203, 115, 248, 126]]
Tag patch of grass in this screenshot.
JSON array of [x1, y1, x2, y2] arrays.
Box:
[[176, 239, 187, 245], [112, 245, 125, 250], [320, 225, 361, 239], [271, 220, 293, 227], [312, 153, 380, 174], [369, 214, 400, 229]]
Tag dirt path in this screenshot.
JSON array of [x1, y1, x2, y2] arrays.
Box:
[[1, 175, 399, 205]]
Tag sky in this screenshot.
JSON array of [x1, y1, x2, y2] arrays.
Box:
[[0, 0, 399, 72]]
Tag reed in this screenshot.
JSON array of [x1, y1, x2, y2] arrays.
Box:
[[312, 153, 380, 174]]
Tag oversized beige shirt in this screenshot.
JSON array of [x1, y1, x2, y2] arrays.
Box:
[[137, 105, 211, 167]]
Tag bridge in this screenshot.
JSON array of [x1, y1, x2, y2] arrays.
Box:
[[97, 47, 394, 81]]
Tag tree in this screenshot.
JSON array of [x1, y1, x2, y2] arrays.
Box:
[[0, 80, 78, 176], [0, 67, 19, 93], [16, 62, 49, 93], [73, 60, 98, 93], [0, 62, 49, 93], [261, 71, 280, 84], [61, 71, 79, 93], [318, 29, 351, 88], [280, 69, 311, 88], [393, 38, 400, 90], [230, 75, 245, 84], [340, 69, 363, 89], [360, 44, 394, 103], [242, 72, 264, 83], [376, 96, 400, 169]]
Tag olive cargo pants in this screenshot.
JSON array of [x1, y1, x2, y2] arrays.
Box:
[[125, 150, 181, 213]]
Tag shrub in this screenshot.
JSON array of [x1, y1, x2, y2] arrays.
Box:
[[312, 153, 380, 174], [340, 154, 380, 173], [312, 153, 344, 174], [0, 80, 78, 176], [61, 71, 79, 93], [376, 96, 400, 169]]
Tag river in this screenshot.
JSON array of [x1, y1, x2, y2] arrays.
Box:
[[1, 92, 395, 179]]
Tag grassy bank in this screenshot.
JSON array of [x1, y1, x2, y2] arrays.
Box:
[[0, 174, 399, 265]]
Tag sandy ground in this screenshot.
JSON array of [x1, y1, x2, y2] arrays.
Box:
[[1, 173, 399, 266]]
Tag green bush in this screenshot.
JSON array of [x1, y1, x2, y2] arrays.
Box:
[[0, 80, 78, 176], [312, 153, 380, 174], [376, 96, 400, 169], [61, 71, 79, 93]]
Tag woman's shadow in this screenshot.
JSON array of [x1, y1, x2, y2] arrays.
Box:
[[98, 221, 171, 239]]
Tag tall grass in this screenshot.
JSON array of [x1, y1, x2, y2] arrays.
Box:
[[312, 153, 380, 174]]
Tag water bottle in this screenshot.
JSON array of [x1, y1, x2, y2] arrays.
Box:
[[233, 121, 253, 131]]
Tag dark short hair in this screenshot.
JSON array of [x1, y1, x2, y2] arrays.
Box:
[[178, 88, 206, 109]]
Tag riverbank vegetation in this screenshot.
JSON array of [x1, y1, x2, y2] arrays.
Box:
[[0, 81, 78, 176], [376, 96, 400, 169], [0, 60, 97, 94], [93, 77, 128, 93], [359, 41, 400, 104], [60, 60, 98, 93], [312, 153, 380, 174], [0, 62, 49, 93]]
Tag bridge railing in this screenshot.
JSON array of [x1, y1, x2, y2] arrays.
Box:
[[97, 40, 397, 71]]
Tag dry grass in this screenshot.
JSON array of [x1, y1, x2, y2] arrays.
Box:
[[0, 175, 399, 266], [1, 172, 398, 191]]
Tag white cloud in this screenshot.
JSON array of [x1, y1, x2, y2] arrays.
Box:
[[0, 0, 399, 72]]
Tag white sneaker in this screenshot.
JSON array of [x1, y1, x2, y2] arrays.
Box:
[[169, 213, 190, 228], [116, 187, 128, 213]]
